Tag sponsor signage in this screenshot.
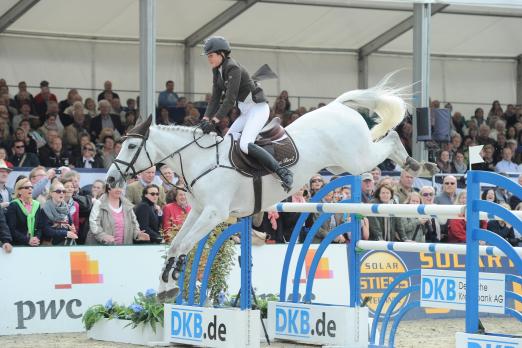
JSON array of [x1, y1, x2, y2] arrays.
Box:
[[267, 301, 368, 347], [421, 269, 505, 314], [164, 304, 260, 348], [456, 332, 522, 348]]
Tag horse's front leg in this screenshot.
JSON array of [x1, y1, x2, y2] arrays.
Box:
[[158, 205, 228, 300]]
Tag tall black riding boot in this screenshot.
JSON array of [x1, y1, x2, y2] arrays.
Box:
[[247, 143, 293, 192]]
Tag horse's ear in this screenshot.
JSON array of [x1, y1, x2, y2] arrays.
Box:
[[148, 113, 155, 126]]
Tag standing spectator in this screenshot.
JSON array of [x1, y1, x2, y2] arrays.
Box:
[[488, 100, 503, 118], [41, 181, 78, 245], [308, 174, 324, 198], [158, 80, 179, 108], [29, 166, 55, 204], [495, 147, 519, 173], [90, 100, 124, 142], [86, 185, 149, 245], [419, 186, 443, 242], [9, 140, 39, 167], [0, 208, 12, 253], [162, 189, 191, 230], [134, 184, 163, 243], [125, 166, 166, 206], [159, 164, 178, 193], [62, 170, 92, 244], [6, 178, 44, 246], [394, 170, 417, 203], [471, 107, 485, 127], [435, 175, 458, 204], [62, 178, 80, 234], [90, 179, 105, 203], [14, 81, 34, 110], [367, 183, 407, 241], [74, 142, 104, 168], [401, 192, 427, 242], [278, 90, 291, 112], [452, 111, 466, 137], [0, 161, 13, 209], [33, 80, 57, 118], [97, 80, 120, 102], [40, 137, 70, 168], [370, 167, 381, 183], [361, 172, 374, 203]]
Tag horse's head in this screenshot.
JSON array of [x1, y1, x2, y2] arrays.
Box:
[[107, 116, 155, 186]]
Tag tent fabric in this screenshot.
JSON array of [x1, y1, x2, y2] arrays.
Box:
[[0, 0, 520, 116]]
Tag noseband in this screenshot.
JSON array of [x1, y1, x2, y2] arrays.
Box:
[[113, 133, 154, 179]]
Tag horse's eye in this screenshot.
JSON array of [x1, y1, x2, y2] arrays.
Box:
[[128, 144, 137, 150]]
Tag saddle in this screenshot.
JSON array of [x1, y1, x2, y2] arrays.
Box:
[[229, 117, 299, 177]]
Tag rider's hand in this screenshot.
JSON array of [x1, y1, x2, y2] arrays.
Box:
[[200, 119, 217, 134]]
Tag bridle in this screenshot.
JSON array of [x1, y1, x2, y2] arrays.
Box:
[[112, 127, 229, 194]]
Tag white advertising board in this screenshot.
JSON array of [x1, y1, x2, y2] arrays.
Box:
[[420, 269, 505, 314], [456, 332, 522, 348]]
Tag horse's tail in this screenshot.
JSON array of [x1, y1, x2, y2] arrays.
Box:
[[334, 73, 408, 141]]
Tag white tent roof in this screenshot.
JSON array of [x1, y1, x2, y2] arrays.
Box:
[[1, 0, 521, 58]]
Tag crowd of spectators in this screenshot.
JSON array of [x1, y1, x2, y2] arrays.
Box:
[[0, 77, 521, 253]]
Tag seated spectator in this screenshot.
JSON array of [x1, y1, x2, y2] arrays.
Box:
[[20, 119, 45, 150], [74, 142, 104, 168], [13, 127, 37, 154], [482, 188, 498, 203], [33, 80, 57, 118], [495, 147, 519, 173], [472, 144, 496, 171], [63, 103, 90, 149], [435, 175, 458, 205], [367, 183, 407, 241], [6, 178, 44, 246], [162, 189, 191, 230], [44, 100, 65, 132], [487, 203, 520, 247], [70, 132, 91, 163], [124, 110, 138, 132], [40, 137, 70, 168], [370, 167, 381, 183], [509, 174, 522, 209], [307, 191, 346, 244], [97, 80, 120, 102], [90, 100, 124, 142], [14, 81, 34, 110], [279, 185, 308, 243], [159, 164, 178, 194], [101, 135, 116, 169], [9, 139, 39, 167], [41, 181, 78, 245], [86, 184, 149, 245], [0, 117, 12, 147], [452, 151, 467, 174], [0, 148, 13, 169], [308, 174, 325, 198], [59, 88, 79, 116], [12, 103, 39, 130], [60, 177, 79, 228], [447, 190, 487, 243], [158, 107, 173, 126], [158, 80, 179, 108], [63, 95, 86, 117], [0, 207, 12, 253], [0, 160, 13, 209], [126, 166, 166, 206], [401, 192, 426, 242], [134, 184, 163, 243], [436, 150, 453, 174], [84, 98, 97, 118], [111, 98, 126, 123]]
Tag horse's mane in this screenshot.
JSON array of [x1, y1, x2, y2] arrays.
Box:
[[127, 115, 206, 137]]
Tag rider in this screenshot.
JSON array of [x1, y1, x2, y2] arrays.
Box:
[[200, 36, 293, 192]]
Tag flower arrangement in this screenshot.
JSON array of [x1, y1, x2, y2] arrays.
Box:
[[161, 221, 236, 305], [83, 288, 163, 332]]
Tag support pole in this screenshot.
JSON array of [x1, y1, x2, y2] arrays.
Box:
[[412, 2, 430, 162], [139, 0, 156, 123]]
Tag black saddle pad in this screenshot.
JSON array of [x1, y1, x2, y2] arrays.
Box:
[[228, 133, 299, 177]]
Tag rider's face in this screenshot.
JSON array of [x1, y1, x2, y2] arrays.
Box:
[[207, 53, 223, 69]]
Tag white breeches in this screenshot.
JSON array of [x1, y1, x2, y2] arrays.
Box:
[[226, 100, 269, 154]]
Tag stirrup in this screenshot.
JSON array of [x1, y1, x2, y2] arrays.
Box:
[[172, 254, 187, 281], [161, 257, 176, 283]]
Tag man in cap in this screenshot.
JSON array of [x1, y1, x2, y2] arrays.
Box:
[[361, 172, 374, 203]]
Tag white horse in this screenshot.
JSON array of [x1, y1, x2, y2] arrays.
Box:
[[106, 79, 436, 298]]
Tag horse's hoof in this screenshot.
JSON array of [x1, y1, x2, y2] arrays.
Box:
[[172, 255, 187, 281], [405, 156, 421, 172], [161, 257, 176, 283], [423, 161, 440, 175]]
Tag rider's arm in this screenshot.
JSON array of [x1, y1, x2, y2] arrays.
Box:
[[204, 70, 222, 118]]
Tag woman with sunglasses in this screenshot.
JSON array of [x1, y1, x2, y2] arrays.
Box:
[[134, 184, 163, 244], [6, 178, 44, 246], [74, 141, 104, 168], [41, 181, 78, 245], [419, 186, 443, 242], [62, 178, 80, 234]]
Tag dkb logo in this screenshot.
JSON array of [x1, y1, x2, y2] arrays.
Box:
[[275, 306, 336, 338], [171, 309, 227, 342]]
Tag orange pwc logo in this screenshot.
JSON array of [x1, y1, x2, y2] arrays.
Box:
[[55, 251, 104, 289], [299, 249, 334, 284]]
